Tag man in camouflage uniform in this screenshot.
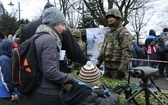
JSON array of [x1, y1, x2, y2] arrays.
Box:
[[72, 29, 86, 55], [71, 29, 86, 69], [96, 8, 133, 80]]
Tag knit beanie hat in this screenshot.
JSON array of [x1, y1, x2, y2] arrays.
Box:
[[78, 61, 100, 87], [163, 28, 168, 32], [42, 7, 66, 27], [43, 2, 54, 10]]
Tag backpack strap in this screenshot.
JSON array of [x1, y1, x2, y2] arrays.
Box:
[[116, 27, 126, 45]]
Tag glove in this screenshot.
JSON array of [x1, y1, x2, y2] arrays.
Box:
[[119, 63, 127, 71], [117, 70, 125, 80], [96, 64, 100, 68], [96, 60, 102, 68], [94, 88, 111, 98], [104, 89, 111, 98], [94, 88, 104, 97]]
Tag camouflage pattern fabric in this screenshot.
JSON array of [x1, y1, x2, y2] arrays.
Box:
[[103, 62, 120, 79], [105, 8, 122, 19], [71, 29, 86, 54], [97, 24, 133, 73], [72, 29, 81, 38], [71, 29, 86, 69], [78, 40, 86, 54]]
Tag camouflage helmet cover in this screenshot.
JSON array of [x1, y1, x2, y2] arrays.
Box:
[[105, 8, 122, 19], [72, 29, 82, 38]]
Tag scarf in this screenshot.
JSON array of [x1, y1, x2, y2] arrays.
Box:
[[35, 24, 62, 52]]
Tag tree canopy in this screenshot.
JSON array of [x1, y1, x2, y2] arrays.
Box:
[[0, 11, 29, 37]]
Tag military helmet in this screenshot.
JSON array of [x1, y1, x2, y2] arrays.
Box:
[[105, 8, 122, 19], [72, 29, 81, 38]]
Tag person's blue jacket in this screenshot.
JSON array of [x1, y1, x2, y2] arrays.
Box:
[[0, 39, 19, 98]]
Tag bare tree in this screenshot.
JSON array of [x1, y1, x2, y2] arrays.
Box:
[[49, 0, 157, 30], [157, 5, 168, 28], [58, 0, 80, 28], [128, 5, 154, 45], [82, 0, 155, 27]]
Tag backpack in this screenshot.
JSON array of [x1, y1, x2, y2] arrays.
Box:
[[12, 34, 42, 95], [147, 39, 158, 54]]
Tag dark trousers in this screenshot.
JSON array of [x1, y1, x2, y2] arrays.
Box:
[[22, 92, 63, 105], [158, 62, 168, 77]]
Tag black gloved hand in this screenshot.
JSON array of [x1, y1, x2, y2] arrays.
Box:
[[94, 88, 105, 97], [117, 71, 125, 80], [96, 64, 100, 68], [104, 89, 111, 98], [94, 89, 111, 98]]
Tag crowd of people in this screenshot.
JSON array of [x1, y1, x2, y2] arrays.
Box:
[[132, 28, 168, 80], [0, 1, 168, 105]]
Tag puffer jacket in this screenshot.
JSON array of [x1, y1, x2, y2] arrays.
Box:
[[157, 35, 168, 60]]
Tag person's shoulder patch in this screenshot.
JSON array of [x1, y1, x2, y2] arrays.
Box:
[[124, 32, 129, 36]]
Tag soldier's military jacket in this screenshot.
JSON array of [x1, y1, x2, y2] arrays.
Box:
[[77, 39, 86, 54], [97, 24, 133, 71]]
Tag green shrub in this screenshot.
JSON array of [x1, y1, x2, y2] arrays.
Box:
[[70, 70, 168, 105]]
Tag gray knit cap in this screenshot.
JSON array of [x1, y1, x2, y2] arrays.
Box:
[[42, 7, 66, 27]]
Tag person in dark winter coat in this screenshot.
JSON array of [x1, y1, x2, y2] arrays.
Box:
[[145, 29, 157, 66], [137, 44, 147, 66], [132, 41, 139, 67], [148, 39, 159, 68], [22, 6, 79, 105], [62, 61, 119, 105], [157, 28, 168, 79], [17, 2, 89, 73], [145, 29, 157, 48], [0, 39, 20, 105]]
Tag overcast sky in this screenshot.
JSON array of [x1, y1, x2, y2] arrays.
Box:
[[1, 0, 48, 20], [1, 0, 168, 42]]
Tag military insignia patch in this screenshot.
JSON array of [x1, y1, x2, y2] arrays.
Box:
[[124, 33, 129, 36]]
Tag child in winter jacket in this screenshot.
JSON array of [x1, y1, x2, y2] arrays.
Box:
[[0, 39, 19, 105], [62, 61, 120, 105]]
